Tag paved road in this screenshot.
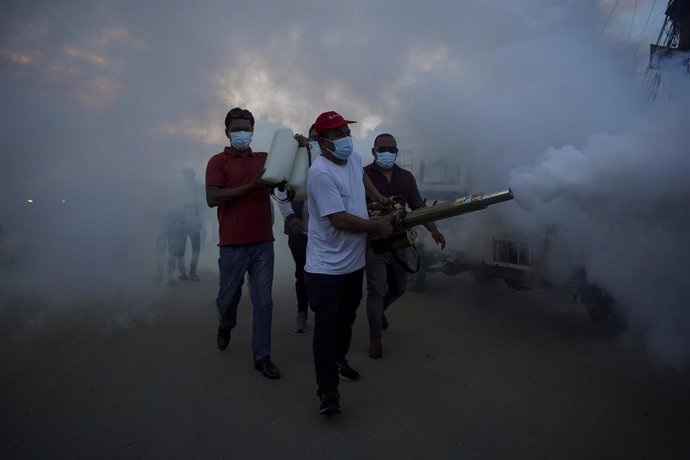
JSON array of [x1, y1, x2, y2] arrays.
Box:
[[2, 249, 690, 460]]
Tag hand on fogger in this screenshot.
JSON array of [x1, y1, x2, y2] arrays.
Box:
[[367, 195, 395, 213], [371, 213, 394, 239]]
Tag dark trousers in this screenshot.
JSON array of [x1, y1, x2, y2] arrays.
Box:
[[305, 268, 364, 390], [287, 234, 308, 313], [365, 247, 408, 339]]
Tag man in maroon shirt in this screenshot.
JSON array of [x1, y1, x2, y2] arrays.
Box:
[[205, 107, 280, 380], [364, 133, 446, 359]]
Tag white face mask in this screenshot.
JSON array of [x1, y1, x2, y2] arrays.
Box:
[[229, 131, 252, 150]]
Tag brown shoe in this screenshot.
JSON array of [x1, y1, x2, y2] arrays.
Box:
[[368, 339, 382, 359]]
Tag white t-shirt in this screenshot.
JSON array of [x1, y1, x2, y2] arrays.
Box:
[[305, 152, 368, 275]]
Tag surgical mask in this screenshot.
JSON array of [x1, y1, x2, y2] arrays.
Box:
[[308, 140, 321, 158], [375, 152, 397, 169], [327, 136, 353, 160], [229, 131, 252, 150]]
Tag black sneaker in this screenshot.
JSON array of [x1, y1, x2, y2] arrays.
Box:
[[336, 360, 360, 381], [382, 313, 389, 330], [317, 388, 341, 415], [217, 327, 230, 350]]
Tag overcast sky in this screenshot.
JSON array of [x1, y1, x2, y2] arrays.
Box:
[[0, 1, 664, 173], [3, 0, 689, 366]]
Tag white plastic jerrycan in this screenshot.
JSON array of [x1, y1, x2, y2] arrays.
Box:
[[287, 146, 309, 201], [263, 128, 298, 184]]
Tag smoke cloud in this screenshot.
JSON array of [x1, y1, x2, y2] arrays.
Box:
[[2, 1, 688, 365]]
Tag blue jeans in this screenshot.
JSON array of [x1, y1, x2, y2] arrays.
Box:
[[216, 242, 274, 362]]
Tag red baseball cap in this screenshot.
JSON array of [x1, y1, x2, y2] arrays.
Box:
[[314, 111, 356, 135]]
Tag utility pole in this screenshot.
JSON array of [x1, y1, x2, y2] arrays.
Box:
[[645, 0, 690, 98]]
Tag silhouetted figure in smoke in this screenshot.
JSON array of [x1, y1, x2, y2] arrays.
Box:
[[155, 209, 184, 286], [173, 168, 204, 282]]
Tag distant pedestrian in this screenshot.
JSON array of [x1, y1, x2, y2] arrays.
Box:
[[174, 167, 204, 281]]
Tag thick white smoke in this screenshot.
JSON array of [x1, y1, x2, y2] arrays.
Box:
[[508, 89, 690, 366], [373, 1, 690, 366]]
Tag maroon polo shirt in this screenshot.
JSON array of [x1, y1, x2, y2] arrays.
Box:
[[364, 163, 425, 210], [205, 147, 274, 246]]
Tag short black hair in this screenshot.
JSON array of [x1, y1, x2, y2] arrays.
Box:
[[224, 107, 255, 129], [373, 133, 395, 146]]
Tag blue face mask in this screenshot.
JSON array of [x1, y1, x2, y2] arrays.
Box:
[[229, 131, 252, 150], [308, 140, 321, 157], [375, 152, 397, 169], [327, 136, 354, 160]]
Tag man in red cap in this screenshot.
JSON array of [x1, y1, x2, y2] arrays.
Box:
[[304, 110, 394, 415]]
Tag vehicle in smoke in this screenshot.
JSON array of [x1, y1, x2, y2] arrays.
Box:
[[403, 156, 627, 335]]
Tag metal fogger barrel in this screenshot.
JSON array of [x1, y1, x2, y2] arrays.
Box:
[[370, 189, 514, 254], [400, 189, 514, 228]]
